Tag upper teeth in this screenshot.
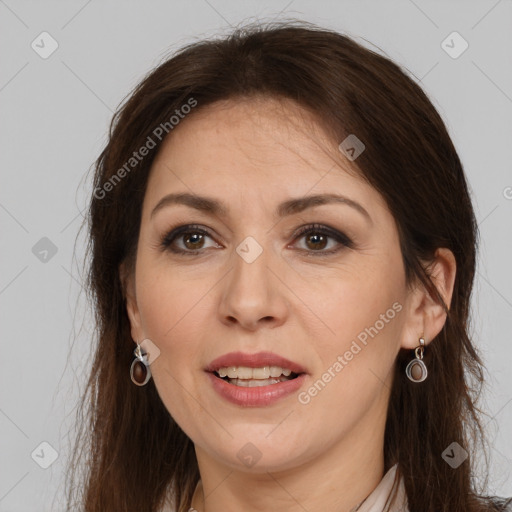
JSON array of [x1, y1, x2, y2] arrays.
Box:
[[217, 366, 292, 379]]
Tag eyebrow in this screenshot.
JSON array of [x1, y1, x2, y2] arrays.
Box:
[[150, 192, 372, 223]]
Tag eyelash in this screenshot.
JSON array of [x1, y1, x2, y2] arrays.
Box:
[[159, 223, 354, 257]]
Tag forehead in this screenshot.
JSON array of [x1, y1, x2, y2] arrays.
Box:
[[144, 97, 386, 217], [157, 97, 338, 168]]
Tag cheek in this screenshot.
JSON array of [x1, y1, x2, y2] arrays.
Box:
[[309, 260, 405, 393], [316, 259, 403, 340], [138, 288, 207, 375], [133, 264, 210, 419], [135, 266, 211, 430], [299, 291, 403, 440], [136, 252, 208, 342]]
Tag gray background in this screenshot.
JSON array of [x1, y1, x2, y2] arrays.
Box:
[[1, 1, 511, 510]]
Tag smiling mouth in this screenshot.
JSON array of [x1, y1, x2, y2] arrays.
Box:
[[213, 366, 301, 387]]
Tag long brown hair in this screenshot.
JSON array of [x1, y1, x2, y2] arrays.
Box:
[[66, 20, 502, 512]]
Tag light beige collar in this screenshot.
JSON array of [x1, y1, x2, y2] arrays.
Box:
[[357, 464, 409, 512]]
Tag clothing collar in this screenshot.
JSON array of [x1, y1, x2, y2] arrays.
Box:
[[356, 463, 409, 512]]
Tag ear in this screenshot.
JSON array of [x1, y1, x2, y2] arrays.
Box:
[[400, 248, 457, 349], [119, 261, 145, 342]]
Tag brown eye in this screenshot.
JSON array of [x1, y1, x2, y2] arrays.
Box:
[[160, 224, 218, 254], [182, 232, 206, 250], [304, 232, 329, 251], [292, 224, 354, 255]]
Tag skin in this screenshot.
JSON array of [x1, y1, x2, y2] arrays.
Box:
[[122, 97, 456, 512]]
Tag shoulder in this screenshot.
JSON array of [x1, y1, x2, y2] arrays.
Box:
[[488, 496, 512, 511], [501, 497, 512, 511]]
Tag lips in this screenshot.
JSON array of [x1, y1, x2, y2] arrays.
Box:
[[205, 351, 307, 374], [205, 351, 307, 407]]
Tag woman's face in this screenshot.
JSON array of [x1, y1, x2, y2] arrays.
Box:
[[124, 97, 419, 474]]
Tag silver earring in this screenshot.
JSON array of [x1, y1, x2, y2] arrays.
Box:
[[405, 337, 428, 382], [130, 343, 152, 386]]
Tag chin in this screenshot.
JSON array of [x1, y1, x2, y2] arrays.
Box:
[[203, 431, 312, 473]]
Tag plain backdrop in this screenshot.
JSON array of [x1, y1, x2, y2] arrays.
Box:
[[0, 1, 511, 510]]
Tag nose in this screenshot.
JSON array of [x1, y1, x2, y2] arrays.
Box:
[[217, 245, 289, 331]]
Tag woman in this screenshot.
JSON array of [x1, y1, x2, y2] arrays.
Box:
[[66, 20, 512, 512]]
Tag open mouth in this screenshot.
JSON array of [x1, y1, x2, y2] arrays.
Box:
[[213, 366, 301, 388]]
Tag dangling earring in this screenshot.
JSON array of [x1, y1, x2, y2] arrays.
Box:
[[405, 337, 428, 382], [130, 342, 152, 386]]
